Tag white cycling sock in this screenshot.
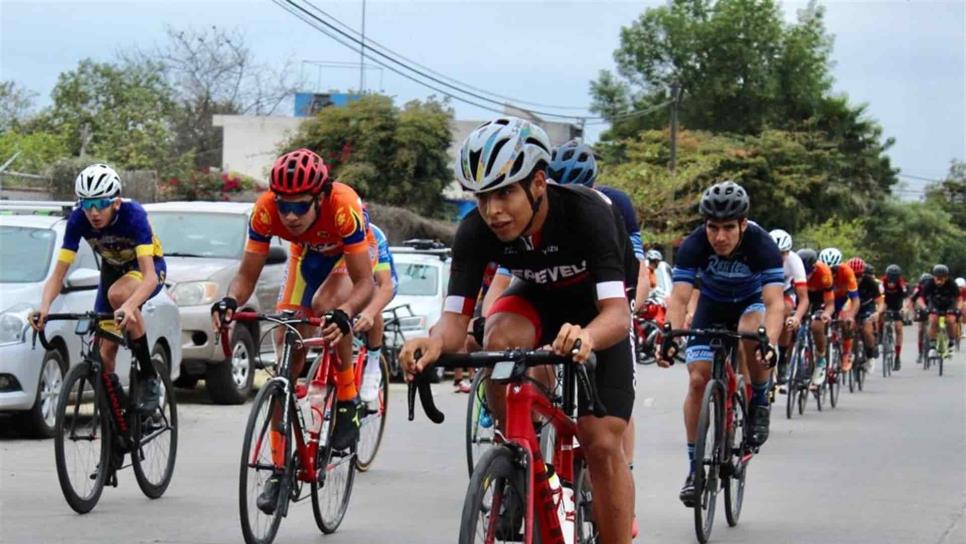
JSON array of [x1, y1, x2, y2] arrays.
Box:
[[365, 348, 382, 378]]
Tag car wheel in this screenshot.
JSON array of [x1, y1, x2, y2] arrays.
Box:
[[173, 373, 200, 389], [14, 349, 67, 438], [207, 325, 256, 404]]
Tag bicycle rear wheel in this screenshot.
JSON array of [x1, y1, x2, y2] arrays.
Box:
[[785, 346, 799, 420], [132, 360, 178, 498], [312, 384, 357, 533], [355, 353, 389, 472], [458, 445, 528, 544], [239, 380, 290, 544], [724, 378, 748, 527], [54, 361, 110, 514], [693, 382, 722, 544], [829, 355, 841, 409], [465, 369, 496, 477]]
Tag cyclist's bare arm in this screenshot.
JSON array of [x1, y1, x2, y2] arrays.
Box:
[[634, 264, 650, 311], [214, 250, 268, 328], [685, 288, 700, 327], [357, 268, 394, 331], [481, 273, 511, 315], [762, 284, 784, 345], [668, 282, 695, 331], [33, 260, 70, 329], [585, 296, 632, 351], [341, 251, 375, 317], [401, 312, 471, 376], [793, 284, 809, 322]]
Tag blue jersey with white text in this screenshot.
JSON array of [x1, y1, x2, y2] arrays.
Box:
[[672, 222, 783, 302]]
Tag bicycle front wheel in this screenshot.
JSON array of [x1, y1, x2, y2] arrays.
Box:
[[459, 445, 528, 544], [239, 380, 290, 544], [132, 360, 178, 498], [693, 382, 722, 544], [724, 378, 748, 527], [356, 353, 389, 472], [785, 345, 799, 420], [312, 384, 357, 534], [54, 361, 110, 514], [465, 369, 496, 477]]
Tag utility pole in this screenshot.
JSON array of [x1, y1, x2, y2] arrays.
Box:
[[669, 82, 680, 173], [359, 0, 367, 94]]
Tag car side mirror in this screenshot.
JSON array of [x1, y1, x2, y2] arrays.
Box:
[[267, 246, 288, 265], [64, 268, 100, 291]]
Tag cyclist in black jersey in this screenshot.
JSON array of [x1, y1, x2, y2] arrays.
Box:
[[400, 117, 635, 544], [918, 264, 961, 359]]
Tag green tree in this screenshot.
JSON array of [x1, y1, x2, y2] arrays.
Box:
[[283, 94, 454, 216], [926, 159, 966, 232], [0, 80, 38, 132], [41, 59, 181, 175]]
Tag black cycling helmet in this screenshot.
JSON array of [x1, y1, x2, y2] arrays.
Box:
[[932, 264, 949, 278], [798, 248, 818, 272], [885, 264, 901, 280], [864, 263, 876, 277], [920, 273, 933, 283], [699, 180, 750, 220]]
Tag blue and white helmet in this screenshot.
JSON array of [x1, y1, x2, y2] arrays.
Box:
[[456, 117, 552, 194], [548, 139, 598, 187], [75, 164, 121, 199], [818, 247, 843, 267]]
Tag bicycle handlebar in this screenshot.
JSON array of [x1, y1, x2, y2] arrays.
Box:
[[215, 311, 329, 358], [31, 311, 122, 352], [407, 348, 606, 424], [660, 323, 773, 367]]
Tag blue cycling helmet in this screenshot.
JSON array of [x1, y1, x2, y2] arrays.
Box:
[[548, 140, 598, 187]]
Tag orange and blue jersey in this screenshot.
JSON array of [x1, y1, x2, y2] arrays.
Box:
[[806, 261, 834, 310], [831, 265, 860, 311], [247, 183, 374, 314]]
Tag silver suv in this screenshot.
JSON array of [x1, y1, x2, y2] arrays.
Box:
[[145, 201, 288, 404]]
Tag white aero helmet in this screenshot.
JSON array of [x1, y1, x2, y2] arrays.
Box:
[[769, 229, 793, 252], [456, 117, 552, 194], [956, 277, 965, 289], [818, 247, 843, 267], [75, 164, 121, 199], [646, 249, 663, 261]]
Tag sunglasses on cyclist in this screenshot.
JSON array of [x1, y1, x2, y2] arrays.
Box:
[[79, 198, 115, 211], [275, 197, 316, 217]]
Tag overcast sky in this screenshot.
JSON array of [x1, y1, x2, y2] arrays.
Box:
[[2, 0, 963, 196]]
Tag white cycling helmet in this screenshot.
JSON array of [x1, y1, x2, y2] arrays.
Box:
[[75, 164, 121, 199], [646, 249, 663, 261], [456, 117, 552, 194], [956, 277, 965, 289], [769, 229, 793, 252], [818, 247, 843, 267]]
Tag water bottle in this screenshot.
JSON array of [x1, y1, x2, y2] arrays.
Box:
[[546, 465, 575, 542], [306, 380, 325, 442]]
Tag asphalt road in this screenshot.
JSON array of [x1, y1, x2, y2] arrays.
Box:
[[2, 328, 963, 544]]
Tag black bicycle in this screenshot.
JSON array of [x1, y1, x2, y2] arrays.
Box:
[[662, 324, 771, 544], [785, 314, 816, 419], [34, 312, 178, 514]]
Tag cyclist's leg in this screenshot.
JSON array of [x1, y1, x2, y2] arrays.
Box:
[[481, 289, 540, 429], [311, 272, 355, 389], [927, 311, 939, 343], [575, 327, 634, 544]]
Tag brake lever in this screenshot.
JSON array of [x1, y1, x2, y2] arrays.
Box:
[[660, 322, 678, 364], [756, 326, 775, 368]]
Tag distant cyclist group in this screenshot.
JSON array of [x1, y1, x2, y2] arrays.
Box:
[[27, 115, 963, 544]]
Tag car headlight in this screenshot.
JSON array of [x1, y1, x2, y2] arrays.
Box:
[[0, 303, 32, 346], [398, 315, 427, 332], [170, 281, 220, 306]]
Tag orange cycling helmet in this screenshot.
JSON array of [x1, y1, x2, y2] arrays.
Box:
[[846, 257, 866, 276], [270, 148, 330, 195]]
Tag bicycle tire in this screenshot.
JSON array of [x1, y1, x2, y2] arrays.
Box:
[[465, 369, 496, 478], [312, 384, 357, 534], [132, 360, 178, 499], [786, 344, 802, 420], [54, 361, 110, 514], [239, 380, 289, 544], [882, 326, 893, 378], [693, 382, 722, 544], [938, 326, 948, 377], [574, 461, 599, 543], [799, 346, 812, 416], [829, 353, 841, 409], [724, 377, 748, 527], [355, 353, 389, 472], [458, 445, 528, 543]]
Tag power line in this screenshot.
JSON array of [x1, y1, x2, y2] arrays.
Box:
[[298, 0, 594, 113], [897, 172, 943, 183], [585, 99, 674, 125], [282, 0, 594, 121]]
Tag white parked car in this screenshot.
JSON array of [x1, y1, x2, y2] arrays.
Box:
[[144, 201, 288, 404], [0, 202, 182, 437], [385, 242, 452, 344]]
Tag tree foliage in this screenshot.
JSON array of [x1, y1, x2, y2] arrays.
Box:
[[283, 94, 454, 216], [0, 80, 38, 133]]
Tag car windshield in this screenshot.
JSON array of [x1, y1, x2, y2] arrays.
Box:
[[149, 212, 247, 259], [397, 262, 439, 296], [0, 226, 55, 283]]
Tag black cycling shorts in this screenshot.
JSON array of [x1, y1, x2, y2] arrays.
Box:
[[486, 281, 634, 421]]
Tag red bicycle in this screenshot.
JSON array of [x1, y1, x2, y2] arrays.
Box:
[[662, 325, 770, 544], [221, 311, 358, 544], [409, 348, 606, 544]]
